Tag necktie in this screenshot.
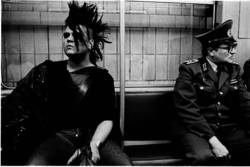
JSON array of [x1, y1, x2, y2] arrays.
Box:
[[217, 64, 225, 78], [217, 66, 221, 79]]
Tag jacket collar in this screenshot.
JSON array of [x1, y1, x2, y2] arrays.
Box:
[[199, 57, 218, 82], [199, 57, 230, 89]]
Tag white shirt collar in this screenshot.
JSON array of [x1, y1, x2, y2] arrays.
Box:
[[206, 57, 218, 72]]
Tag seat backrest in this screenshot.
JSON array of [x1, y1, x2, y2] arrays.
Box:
[[123, 91, 176, 141]]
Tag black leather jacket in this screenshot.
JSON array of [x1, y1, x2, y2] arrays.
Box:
[[2, 60, 120, 164], [2, 60, 51, 134], [2, 60, 52, 164]]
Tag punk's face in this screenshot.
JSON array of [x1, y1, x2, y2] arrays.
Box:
[[63, 25, 92, 57]]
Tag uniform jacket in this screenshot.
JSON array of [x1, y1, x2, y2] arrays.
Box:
[[174, 57, 250, 140], [243, 59, 250, 91]]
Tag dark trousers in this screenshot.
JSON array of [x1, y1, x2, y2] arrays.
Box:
[[26, 129, 132, 165], [179, 126, 250, 165]]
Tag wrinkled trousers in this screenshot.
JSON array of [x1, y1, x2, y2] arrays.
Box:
[[26, 129, 132, 165], [179, 126, 250, 165]]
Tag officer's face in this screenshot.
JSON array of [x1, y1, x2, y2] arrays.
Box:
[[63, 25, 93, 58], [210, 44, 237, 64]]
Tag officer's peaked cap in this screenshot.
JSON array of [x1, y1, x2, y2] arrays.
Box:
[[195, 19, 237, 46]]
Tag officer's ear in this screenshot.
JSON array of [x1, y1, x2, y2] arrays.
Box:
[[207, 47, 215, 56]]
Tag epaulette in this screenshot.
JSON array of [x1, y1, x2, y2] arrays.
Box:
[[231, 61, 239, 65], [183, 59, 199, 65], [96, 65, 106, 70], [95, 66, 108, 73], [95, 65, 103, 69]]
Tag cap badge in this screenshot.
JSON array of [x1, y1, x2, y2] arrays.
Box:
[[227, 29, 232, 37]]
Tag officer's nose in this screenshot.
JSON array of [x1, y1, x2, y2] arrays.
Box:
[[229, 46, 237, 54]]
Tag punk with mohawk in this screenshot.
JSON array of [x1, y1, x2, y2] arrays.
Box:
[[2, 0, 132, 165], [65, 0, 110, 65]]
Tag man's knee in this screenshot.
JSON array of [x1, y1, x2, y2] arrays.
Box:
[[99, 139, 132, 165], [26, 155, 49, 166], [187, 150, 215, 165]]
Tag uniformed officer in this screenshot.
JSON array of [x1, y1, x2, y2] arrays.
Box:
[[174, 20, 250, 165], [243, 59, 250, 91]]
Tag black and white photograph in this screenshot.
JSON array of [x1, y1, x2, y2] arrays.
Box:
[[1, 0, 250, 165]]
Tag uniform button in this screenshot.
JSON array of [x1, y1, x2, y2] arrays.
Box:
[[217, 102, 221, 105], [217, 122, 220, 126], [200, 86, 204, 90], [18, 105, 23, 110], [218, 112, 222, 117], [234, 86, 238, 90], [219, 91, 223, 95]]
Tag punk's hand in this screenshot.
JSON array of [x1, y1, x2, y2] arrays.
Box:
[[67, 148, 81, 165], [90, 142, 100, 163]]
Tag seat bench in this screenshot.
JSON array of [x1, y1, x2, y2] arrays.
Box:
[[2, 89, 186, 165], [119, 90, 186, 165], [125, 143, 185, 165]]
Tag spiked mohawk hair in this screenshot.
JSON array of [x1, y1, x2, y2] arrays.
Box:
[[65, 1, 110, 65]]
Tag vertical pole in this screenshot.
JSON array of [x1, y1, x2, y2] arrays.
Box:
[[190, 4, 193, 59], [212, 1, 216, 28], [119, 0, 125, 146]]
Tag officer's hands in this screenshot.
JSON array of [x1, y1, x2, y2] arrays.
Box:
[[90, 141, 101, 163], [209, 136, 230, 158]]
